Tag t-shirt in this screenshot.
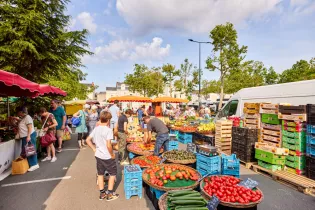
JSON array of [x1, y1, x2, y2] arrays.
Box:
[[118, 114, 128, 133], [109, 105, 119, 122], [137, 109, 143, 119], [50, 106, 66, 130], [18, 115, 35, 138], [147, 118, 168, 136], [89, 125, 113, 160]]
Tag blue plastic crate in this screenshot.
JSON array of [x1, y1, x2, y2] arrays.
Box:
[[124, 165, 142, 182], [196, 154, 221, 165], [221, 154, 240, 173], [197, 167, 220, 176], [129, 152, 137, 159], [196, 154, 221, 174], [197, 161, 221, 174], [150, 187, 165, 199], [125, 186, 142, 199], [178, 132, 193, 144], [306, 144, 315, 156], [306, 134, 315, 145], [166, 141, 179, 151], [221, 171, 240, 178], [170, 129, 179, 135], [307, 125, 315, 134]]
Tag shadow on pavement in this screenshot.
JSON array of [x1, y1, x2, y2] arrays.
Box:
[[0, 134, 80, 210]]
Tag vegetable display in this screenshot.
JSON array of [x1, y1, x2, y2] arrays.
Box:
[[179, 126, 197, 133], [202, 176, 263, 204], [166, 190, 208, 210], [143, 164, 200, 190], [126, 137, 143, 143], [197, 122, 215, 134], [131, 155, 161, 168], [162, 150, 196, 163], [127, 142, 163, 156]]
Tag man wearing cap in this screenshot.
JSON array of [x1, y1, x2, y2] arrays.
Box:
[[50, 100, 66, 153]]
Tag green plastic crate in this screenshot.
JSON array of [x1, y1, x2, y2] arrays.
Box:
[[282, 142, 306, 152], [255, 149, 286, 165], [261, 114, 280, 125], [258, 160, 283, 172], [285, 154, 305, 163], [282, 136, 306, 146], [285, 159, 305, 170], [282, 130, 305, 139]]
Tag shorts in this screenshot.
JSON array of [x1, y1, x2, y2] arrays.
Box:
[[96, 157, 117, 176], [78, 133, 88, 140], [56, 129, 64, 138], [110, 120, 117, 129]]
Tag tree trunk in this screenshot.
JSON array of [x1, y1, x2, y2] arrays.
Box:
[[218, 75, 224, 110]]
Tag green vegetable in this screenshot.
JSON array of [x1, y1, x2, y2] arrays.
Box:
[[171, 200, 206, 206], [169, 190, 195, 197], [175, 207, 208, 210], [169, 196, 204, 201]]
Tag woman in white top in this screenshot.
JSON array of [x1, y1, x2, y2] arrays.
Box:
[[88, 105, 99, 135], [16, 107, 39, 172]]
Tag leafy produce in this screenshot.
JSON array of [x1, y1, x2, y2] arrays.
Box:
[[163, 150, 196, 161], [203, 176, 262, 204], [144, 165, 200, 188], [167, 190, 208, 210], [179, 126, 197, 133], [132, 155, 161, 168], [197, 122, 215, 134]]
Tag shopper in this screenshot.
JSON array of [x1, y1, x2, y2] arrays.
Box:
[[86, 111, 119, 201], [199, 105, 205, 118], [50, 100, 66, 153], [109, 100, 120, 131], [143, 116, 169, 156], [204, 105, 211, 119], [15, 107, 39, 171], [137, 105, 144, 126], [117, 109, 133, 165], [40, 107, 58, 162], [73, 104, 90, 149], [88, 105, 99, 134]]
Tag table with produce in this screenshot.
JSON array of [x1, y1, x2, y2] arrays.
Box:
[[131, 155, 161, 168], [162, 150, 196, 164], [127, 142, 162, 156]]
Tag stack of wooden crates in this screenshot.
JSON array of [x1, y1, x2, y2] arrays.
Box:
[[215, 120, 233, 154], [243, 103, 261, 129]]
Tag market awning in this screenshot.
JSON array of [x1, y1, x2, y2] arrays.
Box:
[[38, 84, 67, 97], [152, 97, 189, 103], [108, 96, 152, 102], [0, 70, 40, 97]]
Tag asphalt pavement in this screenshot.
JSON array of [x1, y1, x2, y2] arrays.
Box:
[[0, 135, 314, 210]]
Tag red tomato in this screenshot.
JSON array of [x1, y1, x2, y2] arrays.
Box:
[[226, 190, 231, 196], [231, 197, 236, 202]]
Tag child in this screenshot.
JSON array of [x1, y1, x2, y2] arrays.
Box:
[[86, 111, 119, 201]]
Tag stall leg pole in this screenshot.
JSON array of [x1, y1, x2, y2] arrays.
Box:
[[7, 96, 10, 117]]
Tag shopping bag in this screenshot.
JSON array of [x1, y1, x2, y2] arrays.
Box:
[[12, 157, 29, 175], [71, 117, 81, 126], [40, 133, 56, 147], [63, 127, 71, 141], [25, 142, 36, 157]]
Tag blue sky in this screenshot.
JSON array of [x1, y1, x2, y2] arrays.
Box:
[[67, 0, 315, 91]]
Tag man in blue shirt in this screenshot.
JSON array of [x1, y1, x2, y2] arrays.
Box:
[[50, 100, 66, 153], [137, 105, 145, 126]]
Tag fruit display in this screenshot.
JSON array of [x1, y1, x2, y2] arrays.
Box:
[[174, 120, 185, 127], [179, 126, 197, 133], [163, 190, 208, 210], [202, 176, 263, 205], [197, 122, 215, 134], [127, 142, 162, 156], [131, 155, 161, 168], [126, 137, 143, 143], [143, 164, 200, 190], [162, 150, 196, 164]]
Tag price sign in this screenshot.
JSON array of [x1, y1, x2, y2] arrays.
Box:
[[239, 178, 259, 189], [160, 157, 167, 164], [207, 195, 220, 210], [186, 143, 196, 153]]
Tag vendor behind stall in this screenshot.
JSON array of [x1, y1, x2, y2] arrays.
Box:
[[143, 116, 169, 156]]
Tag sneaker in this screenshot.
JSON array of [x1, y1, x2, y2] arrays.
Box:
[[51, 157, 57, 162], [107, 193, 119, 201], [28, 164, 39, 172], [99, 192, 107, 200], [42, 157, 51, 162], [57, 148, 62, 153]]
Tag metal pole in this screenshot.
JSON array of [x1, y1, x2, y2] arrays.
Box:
[[198, 42, 201, 108]]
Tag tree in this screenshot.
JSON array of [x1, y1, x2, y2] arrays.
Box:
[[162, 64, 180, 96], [0, 0, 92, 84], [174, 59, 194, 96], [201, 80, 220, 99], [206, 22, 247, 109], [264, 67, 278, 85], [125, 64, 164, 97], [278, 58, 315, 83]]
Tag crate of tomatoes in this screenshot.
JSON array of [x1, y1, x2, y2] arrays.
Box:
[[200, 175, 263, 208]]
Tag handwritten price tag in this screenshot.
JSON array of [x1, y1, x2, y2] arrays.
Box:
[[238, 178, 259, 189], [207, 195, 220, 210]]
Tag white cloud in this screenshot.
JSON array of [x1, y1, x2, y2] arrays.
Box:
[[82, 37, 170, 64], [104, 0, 113, 15], [116, 0, 281, 34], [77, 12, 97, 33], [290, 0, 309, 6]]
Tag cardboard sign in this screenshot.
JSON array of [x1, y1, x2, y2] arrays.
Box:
[[239, 178, 259, 189], [207, 195, 220, 210], [186, 143, 196, 153]]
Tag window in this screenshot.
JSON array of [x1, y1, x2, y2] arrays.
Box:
[[217, 100, 238, 118], [228, 100, 238, 116]]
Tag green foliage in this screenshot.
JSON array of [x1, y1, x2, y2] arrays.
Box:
[[0, 0, 92, 99], [162, 64, 180, 95], [125, 64, 164, 97], [206, 22, 247, 109], [278, 58, 315, 83], [264, 67, 279, 85]]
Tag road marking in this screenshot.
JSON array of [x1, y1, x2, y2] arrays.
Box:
[[1, 176, 71, 187], [62, 148, 85, 151]]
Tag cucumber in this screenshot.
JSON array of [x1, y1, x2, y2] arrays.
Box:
[[169, 197, 205, 202], [175, 207, 208, 210], [171, 200, 206, 206], [169, 190, 196, 197], [169, 193, 200, 199]]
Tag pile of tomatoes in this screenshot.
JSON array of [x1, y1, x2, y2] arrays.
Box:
[[203, 176, 262, 204], [132, 156, 161, 168]]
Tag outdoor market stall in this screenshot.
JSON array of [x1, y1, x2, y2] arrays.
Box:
[[152, 97, 189, 117]]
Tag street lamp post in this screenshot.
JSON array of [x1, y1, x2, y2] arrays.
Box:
[[188, 39, 211, 108]]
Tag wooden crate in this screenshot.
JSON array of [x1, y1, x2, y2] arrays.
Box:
[[245, 118, 260, 125], [261, 122, 281, 131], [278, 113, 307, 122], [215, 120, 233, 126], [243, 107, 260, 114], [261, 134, 281, 143], [244, 113, 260, 119], [261, 128, 281, 137], [244, 123, 260, 129], [279, 105, 307, 114], [260, 103, 278, 110], [244, 102, 261, 109], [258, 139, 282, 148], [255, 142, 289, 155]]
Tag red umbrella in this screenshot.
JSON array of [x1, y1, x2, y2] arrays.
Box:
[[38, 84, 67, 97], [0, 70, 40, 97]]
